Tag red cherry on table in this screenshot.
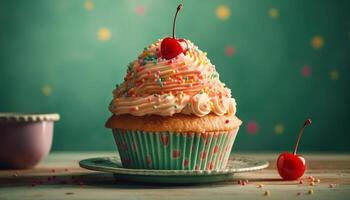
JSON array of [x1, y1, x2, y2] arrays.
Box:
[[277, 152, 306, 180], [160, 4, 188, 60], [277, 119, 312, 180]]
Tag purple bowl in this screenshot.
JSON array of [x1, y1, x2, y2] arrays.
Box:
[[0, 113, 59, 169]]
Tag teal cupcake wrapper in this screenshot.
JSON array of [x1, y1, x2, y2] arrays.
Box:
[[112, 128, 239, 170]]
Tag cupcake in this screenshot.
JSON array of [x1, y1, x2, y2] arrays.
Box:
[[105, 4, 242, 170]]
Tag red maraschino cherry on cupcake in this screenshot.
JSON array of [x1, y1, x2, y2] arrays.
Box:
[[106, 4, 242, 170]]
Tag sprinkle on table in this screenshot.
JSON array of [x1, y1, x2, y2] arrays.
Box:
[[308, 189, 314, 195], [264, 190, 271, 196]]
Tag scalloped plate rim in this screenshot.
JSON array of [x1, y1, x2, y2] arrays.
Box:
[[79, 156, 269, 176]]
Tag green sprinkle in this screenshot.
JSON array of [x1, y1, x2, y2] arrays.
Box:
[[174, 105, 178, 109]]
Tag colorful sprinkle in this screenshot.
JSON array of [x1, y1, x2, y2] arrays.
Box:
[[264, 190, 271, 196], [308, 189, 314, 195]]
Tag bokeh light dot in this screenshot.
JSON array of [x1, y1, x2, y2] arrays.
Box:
[[84, 0, 94, 11], [268, 8, 279, 19], [274, 123, 284, 134], [246, 121, 259, 135], [135, 5, 146, 16], [311, 35, 324, 49], [98, 28, 111, 41], [301, 65, 312, 77], [330, 69, 340, 80], [225, 46, 235, 57], [216, 5, 230, 20], [42, 85, 52, 96]]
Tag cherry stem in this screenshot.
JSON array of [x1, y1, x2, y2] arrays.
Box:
[[172, 4, 183, 39], [293, 118, 312, 155]]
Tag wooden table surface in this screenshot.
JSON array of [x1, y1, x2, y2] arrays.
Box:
[[0, 152, 349, 200]]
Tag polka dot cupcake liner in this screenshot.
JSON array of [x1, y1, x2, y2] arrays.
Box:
[[112, 128, 239, 170]]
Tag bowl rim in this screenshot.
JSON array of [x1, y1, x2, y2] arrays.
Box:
[[0, 113, 60, 122]]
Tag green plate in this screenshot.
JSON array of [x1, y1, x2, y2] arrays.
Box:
[[79, 156, 269, 184]]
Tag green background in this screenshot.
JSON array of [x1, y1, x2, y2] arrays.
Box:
[[0, 0, 349, 152]]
